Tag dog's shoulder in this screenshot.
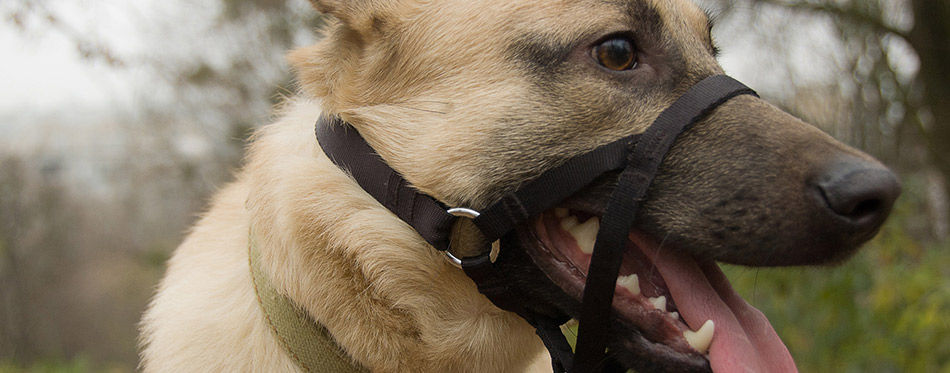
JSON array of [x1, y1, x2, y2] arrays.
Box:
[[139, 100, 327, 372], [138, 178, 302, 372]]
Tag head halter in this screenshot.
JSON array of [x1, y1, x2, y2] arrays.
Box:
[[316, 75, 757, 372]]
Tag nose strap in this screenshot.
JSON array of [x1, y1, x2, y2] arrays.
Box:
[[316, 75, 757, 373], [571, 75, 757, 373]]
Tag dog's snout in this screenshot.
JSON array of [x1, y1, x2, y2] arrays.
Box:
[[812, 157, 901, 232]]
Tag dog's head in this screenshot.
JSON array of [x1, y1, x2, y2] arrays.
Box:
[[292, 0, 900, 371]]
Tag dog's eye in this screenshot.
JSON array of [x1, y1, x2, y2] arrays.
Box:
[[592, 37, 637, 71]]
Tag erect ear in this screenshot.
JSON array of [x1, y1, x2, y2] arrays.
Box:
[[307, 0, 389, 33]]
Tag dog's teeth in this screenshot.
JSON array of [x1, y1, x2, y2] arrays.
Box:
[[567, 217, 599, 254], [683, 320, 715, 354], [616, 274, 640, 295], [554, 208, 569, 218], [669, 311, 680, 320], [560, 215, 579, 231], [648, 296, 667, 312]]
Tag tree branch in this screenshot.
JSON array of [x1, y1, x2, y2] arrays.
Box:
[[752, 0, 910, 39]]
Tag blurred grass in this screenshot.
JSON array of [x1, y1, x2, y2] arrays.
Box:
[[0, 355, 127, 373], [723, 174, 950, 373]]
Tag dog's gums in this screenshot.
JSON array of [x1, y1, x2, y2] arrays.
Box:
[[522, 207, 797, 372]]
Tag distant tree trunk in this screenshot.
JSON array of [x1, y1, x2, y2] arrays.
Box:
[[908, 0, 950, 219]]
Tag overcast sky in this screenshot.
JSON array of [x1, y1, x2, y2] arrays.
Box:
[[2, 1, 140, 113], [2, 26, 128, 112], [0, 0, 225, 117]]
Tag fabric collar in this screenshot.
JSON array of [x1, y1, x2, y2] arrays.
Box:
[[249, 232, 369, 373]]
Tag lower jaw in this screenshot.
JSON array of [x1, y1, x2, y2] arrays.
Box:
[[515, 217, 712, 372]]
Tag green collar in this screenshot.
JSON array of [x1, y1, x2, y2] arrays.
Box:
[[249, 233, 368, 373]]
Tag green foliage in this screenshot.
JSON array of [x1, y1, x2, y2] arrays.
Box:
[[0, 355, 130, 373], [0, 356, 91, 373], [0, 235, 7, 269], [724, 176, 950, 372]]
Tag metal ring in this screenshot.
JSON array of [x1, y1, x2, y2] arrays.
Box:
[[443, 207, 481, 268], [443, 250, 464, 268], [447, 207, 481, 219]]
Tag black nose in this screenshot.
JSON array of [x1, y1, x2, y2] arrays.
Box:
[[813, 157, 901, 231]]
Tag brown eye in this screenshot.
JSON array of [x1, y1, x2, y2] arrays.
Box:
[[592, 37, 637, 71]]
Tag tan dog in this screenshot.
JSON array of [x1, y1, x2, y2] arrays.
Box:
[[139, 0, 899, 372]]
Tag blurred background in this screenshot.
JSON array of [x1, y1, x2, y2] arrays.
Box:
[[0, 0, 947, 371]]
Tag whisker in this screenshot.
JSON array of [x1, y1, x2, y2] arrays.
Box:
[[648, 232, 674, 280], [384, 102, 450, 115], [410, 100, 451, 104], [402, 107, 447, 115]]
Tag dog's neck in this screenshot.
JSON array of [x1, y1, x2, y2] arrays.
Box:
[[244, 101, 546, 371]]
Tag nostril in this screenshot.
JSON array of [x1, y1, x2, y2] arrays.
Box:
[[813, 159, 901, 226], [850, 199, 883, 219], [820, 183, 886, 220]]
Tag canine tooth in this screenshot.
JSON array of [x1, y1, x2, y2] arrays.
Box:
[[648, 296, 667, 312], [683, 320, 715, 354], [554, 208, 569, 218], [616, 274, 640, 295], [560, 215, 579, 231], [568, 217, 599, 254], [669, 311, 680, 320]]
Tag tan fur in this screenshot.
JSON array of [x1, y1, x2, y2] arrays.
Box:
[[289, 0, 679, 208], [139, 96, 550, 371], [139, 179, 300, 371], [139, 0, 791, 371]]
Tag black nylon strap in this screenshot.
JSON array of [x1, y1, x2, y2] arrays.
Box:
[[533, 316, 576, 373], [314, 75, 756, 373], [315, 115, 639, 252], [461, 254, 527, 314], [570, 75, 757, 373], [316, 117, 457, 251], [474, 135, 637, 242]]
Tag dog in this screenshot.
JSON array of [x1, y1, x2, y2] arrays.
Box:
[[139, 0, 901, 371]]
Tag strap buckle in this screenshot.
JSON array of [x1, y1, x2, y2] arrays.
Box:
[[444, 207, 481, 268]]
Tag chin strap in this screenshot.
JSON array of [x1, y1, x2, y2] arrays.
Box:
[[460, 240, 577, 372], [316, 75, 756, 372]]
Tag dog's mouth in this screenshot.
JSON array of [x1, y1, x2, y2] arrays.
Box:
[[516, 202, 798, 372]]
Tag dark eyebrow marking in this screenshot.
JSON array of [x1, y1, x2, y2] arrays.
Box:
[[620, 1, 664, 42], [508, 32, 575, 78]]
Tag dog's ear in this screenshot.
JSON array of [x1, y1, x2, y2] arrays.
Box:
[[292, 0, 394, 110], [307, 0, 387, 33]]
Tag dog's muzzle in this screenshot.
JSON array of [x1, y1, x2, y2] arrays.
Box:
[[316, 75, 757, 373]]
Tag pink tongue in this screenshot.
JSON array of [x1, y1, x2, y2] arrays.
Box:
[[636, 235, 798, 373]]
